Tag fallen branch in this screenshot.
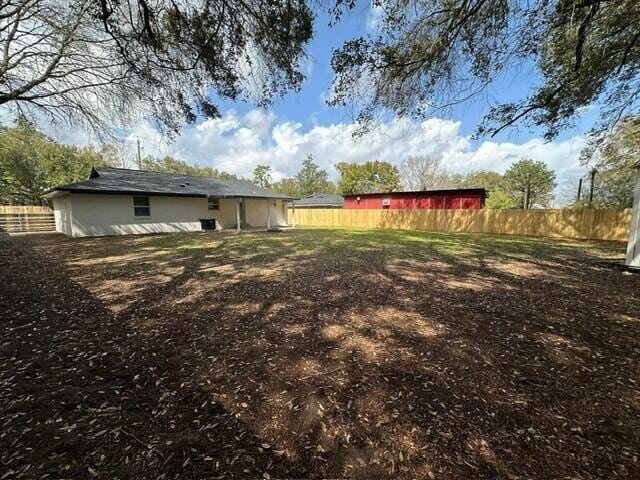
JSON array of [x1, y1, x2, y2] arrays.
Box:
[[119, 428, 156, 453]]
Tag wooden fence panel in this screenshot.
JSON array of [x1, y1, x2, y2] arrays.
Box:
[[288, 208, 632, 241], [0, 206, 55, 233], [0, 205, 52, 214]]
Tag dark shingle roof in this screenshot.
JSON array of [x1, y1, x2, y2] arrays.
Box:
[[45, 167, 296, 200], [294, 193, 344, 207]]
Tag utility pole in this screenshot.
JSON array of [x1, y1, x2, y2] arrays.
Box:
[[524, 181, 531, 210], [137, 138, 142, 170], [576, 178, 583, 204], [588, 168, 597, 208]]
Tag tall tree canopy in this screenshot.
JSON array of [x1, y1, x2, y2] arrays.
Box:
[[330, 0, 640, 139], [0, 117, 113, 203], [451, 169, 515, 208], [454, 170, 503, 191], [501, 159, 557, 209], [336, 160, 401, 194], [141, 155, 239, 180], [271, 177, 301, 196], [400, 156, 450, 190], [295, 155, 335, 196], [485, 188, 517, 209], [252, 164, 272, 188], [0, 0, 313, 136], [270, 155, 335, 196], [580, 115, 640, 207]]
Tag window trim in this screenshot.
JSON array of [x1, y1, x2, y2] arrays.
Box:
[[207, 197, 220, 211], [133, 195, 151, 217]]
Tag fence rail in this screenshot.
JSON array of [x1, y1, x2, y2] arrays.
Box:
[[289, 208, 632, 241], [0, 206, 55, 233], [0, 205, 52, 214]]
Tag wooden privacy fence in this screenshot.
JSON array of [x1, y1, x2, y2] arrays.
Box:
[[0, 206, 56, 233], [289, 208, 632, 241]]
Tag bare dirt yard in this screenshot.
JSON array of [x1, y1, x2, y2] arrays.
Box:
[[1, 228, 639, 479]]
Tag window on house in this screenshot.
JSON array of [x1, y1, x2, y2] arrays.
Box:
[[208, 197, 220, 210], [133, 196, 150, 216]]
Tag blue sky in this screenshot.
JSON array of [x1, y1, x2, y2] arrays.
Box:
[[212, 3, 598, 145]]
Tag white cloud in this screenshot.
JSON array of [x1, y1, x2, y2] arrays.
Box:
[[135, 110, 587, 204], [131, 110, 583, 181], [5, 104, 587, 201]]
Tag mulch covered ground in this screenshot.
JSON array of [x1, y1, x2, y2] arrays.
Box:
[[1, 229, 639, 479]]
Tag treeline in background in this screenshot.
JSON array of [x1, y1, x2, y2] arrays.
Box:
[[1, 116, 637, 209]]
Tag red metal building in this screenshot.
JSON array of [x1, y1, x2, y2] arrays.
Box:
[[343, 188, 487, 209]]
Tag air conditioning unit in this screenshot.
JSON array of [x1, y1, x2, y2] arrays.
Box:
[[382, 198, 391, 206]]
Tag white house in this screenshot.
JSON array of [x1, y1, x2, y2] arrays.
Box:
[[626, 160, 640, 268], [44, 167, 296, 237]]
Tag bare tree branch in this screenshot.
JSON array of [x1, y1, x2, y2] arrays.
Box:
[[0, 0, 313, 138]]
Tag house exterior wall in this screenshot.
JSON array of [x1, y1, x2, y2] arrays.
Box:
[[244, 198, 267, 226], [51, 193, 290, 237], [243, 199, 288, 227], [56, 193, 210, 237], [269, 199, 287, 226], [216, 198, 240, 229], [53, 194, 73, 235], [343, 192, 485, 209]]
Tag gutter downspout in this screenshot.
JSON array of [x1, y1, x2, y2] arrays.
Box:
[[236, 199, 241, 232], [267, 201, 271, 230]]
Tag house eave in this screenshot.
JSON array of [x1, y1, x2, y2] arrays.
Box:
[[216, 195, 299, 201], [47, 188, 207, 198], [44, 188, 298, 201]]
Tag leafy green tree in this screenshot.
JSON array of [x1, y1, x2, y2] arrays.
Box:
[[0, 117, 112, 204], [253, 164, 272, 189], [141, 155, 239, 180], [485, 188, 517, 209], [580, 116, 640, 208], [271, 155, 336, 197], [455, 170, 503, 191], [0, 0, 313, 136], [502, 159, 557, 209], [330, 1, 640, 139], [271, 178, 300, 197], [0, 118, 49, 204], [453, 169, 511, 209], [336, 160, 401, 194], [295, 155, 335, 196]]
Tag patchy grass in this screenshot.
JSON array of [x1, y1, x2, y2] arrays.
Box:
[[1, 229, 638, 480]]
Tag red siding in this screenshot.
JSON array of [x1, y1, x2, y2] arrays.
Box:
[[343, 191, 485, 209]]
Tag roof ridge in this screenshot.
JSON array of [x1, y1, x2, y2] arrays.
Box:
[[46, 166, 298, 200], [96, 166, 252, 183]]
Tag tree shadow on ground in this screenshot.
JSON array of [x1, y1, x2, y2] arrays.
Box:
[[0, 235, 304, 479], [3, 229, 639, 479]]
